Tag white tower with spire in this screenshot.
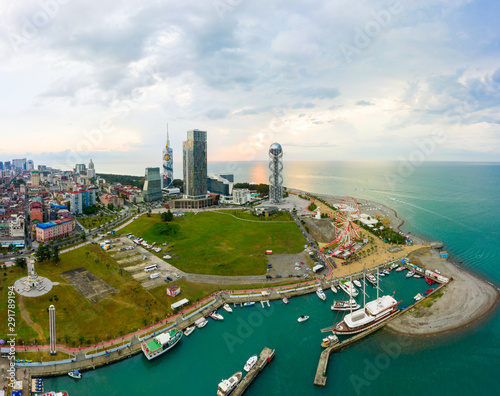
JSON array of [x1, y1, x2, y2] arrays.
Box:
[[87, 158, 96, 179]]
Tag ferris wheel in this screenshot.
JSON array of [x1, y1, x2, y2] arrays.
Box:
[[334, 197, 361, 249]]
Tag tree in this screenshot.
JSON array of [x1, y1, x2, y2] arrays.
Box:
[[107, 203, 114, 211], [80, 232, 86, 241], [161, 210, 173, 222], [15, 257, 27, 270], [35, 243, 49, 262], [51, 245, 60, 265]]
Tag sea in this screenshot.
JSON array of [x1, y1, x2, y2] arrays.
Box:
[[45, 161, 500, 395]]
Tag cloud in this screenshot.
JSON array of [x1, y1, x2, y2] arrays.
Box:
[[356, 100, 374, 106]]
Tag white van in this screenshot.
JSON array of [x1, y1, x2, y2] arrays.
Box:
[[149, 273, 159, 280]]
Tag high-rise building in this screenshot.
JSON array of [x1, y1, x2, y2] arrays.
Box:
[[207, 173, 233, 197], [75, 163, 86, 174], [183, 129, 207, 199], [0, 162, 3, 170], [87, 159, 96, 179], [4, 161, 11, 170], [162, 128, 174, 189], [26, 160, 34, 171], [268, 142, 284, 204], [143, 167, 162, 201], [69, 189, 96, 214], [12, 158, 26, 170], [31, 171, 40, 187]]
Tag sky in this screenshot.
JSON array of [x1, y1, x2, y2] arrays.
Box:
[[1, 0, 499, 174]]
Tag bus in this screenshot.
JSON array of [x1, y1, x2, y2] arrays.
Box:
[[144, 265, 158, 272]]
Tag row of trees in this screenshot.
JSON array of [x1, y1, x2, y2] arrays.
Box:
[[35, 243, 61, 264]]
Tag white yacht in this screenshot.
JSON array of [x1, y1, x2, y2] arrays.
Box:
[[339, 281, 359, 297], [223, 303, 233, 313], [353, 280, 362, 288], [217, 372, 242, 396], [194, 317, 208, 328], [298, 315, 309, 322], [184, 326, 195, 336], [244, 355, 258, 372], [330, 285, 338, 293], [316, 288, 327, 301]]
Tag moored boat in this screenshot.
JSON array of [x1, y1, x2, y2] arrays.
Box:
[[316, 287, 327, 300], [282, 297, 289, 304], [330, 285, 338, 293], [321, 334, 339, 348], [208, 311, 224, 320], [217, 372, 242, 396], [244, 355, 258, 372], [406, 271, 415, 278], [68, 370, 81, 379], [184, 326, 195, 336], [194, 317, 208, 328], [353, 279, 362, 288], [298, 315, 309, 322], [366, 273, 377, 286], [396, 266, 405, 272], [223, 303, 233, 313], [414, 293, 424, 301], [425, 288, 434, 294], [413, 274, 422, 278], [141, 329, 182, 360], [243, 301, 255, 307], [39, 392, 69, 396], [339, 281, 359, 297], [331, 299, 360, 311], [330, 296, 400, 335]]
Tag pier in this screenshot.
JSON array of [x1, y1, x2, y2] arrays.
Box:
[[233, 347, 275, 396]]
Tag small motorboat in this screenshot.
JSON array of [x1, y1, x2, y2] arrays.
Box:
[[406, 271, 415, 278], [382, 270, 390, 275], [425, 277, 436, 285], [425, 288, 434, 295], [223, 303, 233, 313], [413, 274, 422, 278], [282, 297, 289, 304], [378, 272, 385, 277], [353, 280, 362, 288], [208, 311, 224, 320], [243, 301, 255, 307], [68, 369, 81, 379], [331, 299, 360, 311], [434, 269, 441, 274], [244, 355, 258, 372], [298, 315, 309, 322], [321, 334, 339, 348], [316, 288, 326, 301], [390, 263, 399, 270], [414, 293, 424, 301], [331, 285, 338, 293], [184, 326, 195, 336], [396, 267, 405, 272]]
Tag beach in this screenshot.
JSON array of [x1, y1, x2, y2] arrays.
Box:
[[386, 248, 500, 336]]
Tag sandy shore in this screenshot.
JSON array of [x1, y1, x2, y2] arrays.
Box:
[[386, 248, 500, 336]]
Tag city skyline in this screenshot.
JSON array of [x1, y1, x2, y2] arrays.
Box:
[[1, 1, 500, 170]]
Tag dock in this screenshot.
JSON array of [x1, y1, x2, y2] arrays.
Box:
[[233, 347, 275, 395]]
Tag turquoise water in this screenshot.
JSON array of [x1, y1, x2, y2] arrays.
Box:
[[46, 161, 500, 395]]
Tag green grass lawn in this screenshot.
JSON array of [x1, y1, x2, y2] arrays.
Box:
[[78, 214, 118, 230], [120, 211, 306, 275]]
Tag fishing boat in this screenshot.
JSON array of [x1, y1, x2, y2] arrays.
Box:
[[413, 274, 422, 278], [425, 277, 436, 285], [414, 293, 424, 301], [330, 285, 338, 293], [244, 355, 258, 372], [365, 273, 377, 286], [353, 279, 362, 288], [67, 370, 81, 379], [339, 281, 359, 297], [208, 311, 224, 320], [396, 267, 405, 272], [406, 271, 415, 278], [217, 372, 242, 396], [141, 328, 182, 360], [331, 299, 360, 311], [316, 288, 327, 301], [282, 297, 289, 304], [298, 315, 309, 322], [184, 326, 195, 336], [243, 301, 255, 307], [194, 317, 208, 328], [223, 303, 233, 313], [321, 334, 339, 348]]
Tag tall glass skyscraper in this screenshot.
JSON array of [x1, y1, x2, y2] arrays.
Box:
[[183, 130, 207, 199], [143, 167, 162, 201], [162, 129, 174, 189]]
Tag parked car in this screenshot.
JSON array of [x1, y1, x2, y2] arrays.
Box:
[[266, 275, 272, 279]]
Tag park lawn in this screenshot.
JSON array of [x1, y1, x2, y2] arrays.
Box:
[[78, 214, 118, 230], [221, 209, 296, 222], [120, 211, 306, 275], [18, 245, 170, 345]]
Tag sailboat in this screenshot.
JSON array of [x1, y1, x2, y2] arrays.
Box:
[[325, 269, 400, 335]]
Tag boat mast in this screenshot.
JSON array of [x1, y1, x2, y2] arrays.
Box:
[[363, 271, 366, 308], [349, 276, 353, 315], [377, 268, 379, 301]]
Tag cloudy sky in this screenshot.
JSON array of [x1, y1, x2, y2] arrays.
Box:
[[1, 0, 499, 174]]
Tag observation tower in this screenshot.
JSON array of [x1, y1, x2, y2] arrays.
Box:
[[268, 142, 284, 204]]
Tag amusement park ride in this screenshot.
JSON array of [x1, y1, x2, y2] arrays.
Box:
[[320, 197, 361, 255]]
